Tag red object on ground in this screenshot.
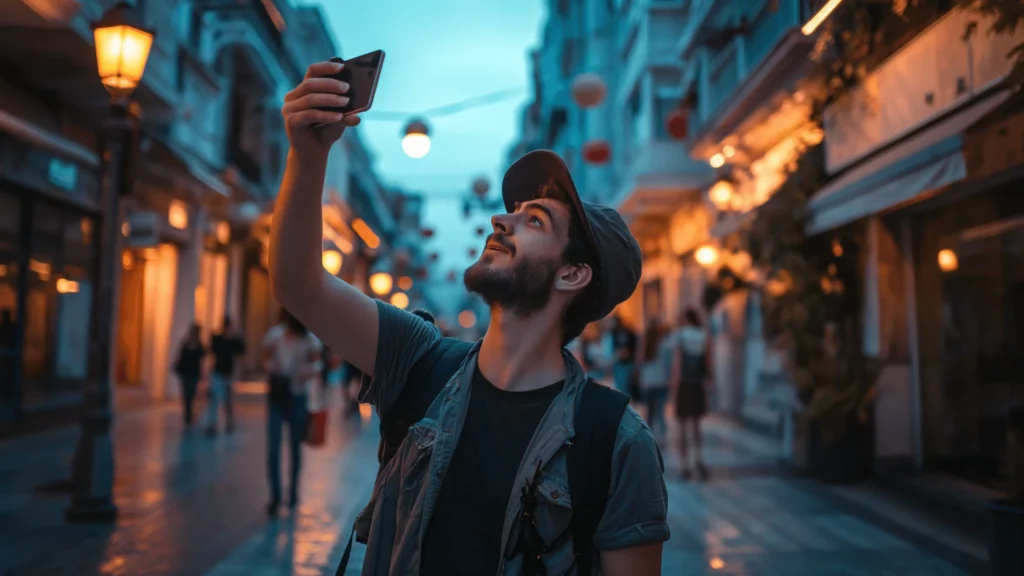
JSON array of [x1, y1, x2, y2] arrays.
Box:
[[306, 410, 327, 446], [582, 140, 611, 165]]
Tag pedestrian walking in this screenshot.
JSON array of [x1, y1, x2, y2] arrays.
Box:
[[262, 310, 321, 514], [270, 61, 668, 576], [205, 316, 245, 436], [638, 318, 671, 445], [608, 315, 638, 397], [673, 308, 711, 481], [173, 323, 206, 428]]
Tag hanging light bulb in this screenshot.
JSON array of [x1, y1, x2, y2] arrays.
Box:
[[402, 118, 431, 159]]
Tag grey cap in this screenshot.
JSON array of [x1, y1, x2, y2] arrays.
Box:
[[501, 150, 642, 324]]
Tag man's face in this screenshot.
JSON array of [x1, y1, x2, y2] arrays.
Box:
[[463, 198, 575, 316]]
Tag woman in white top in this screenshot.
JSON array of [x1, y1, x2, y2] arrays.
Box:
[[638, 318, 672, 444], [672, 308, 711, 480], [262, 309, 322, 514]]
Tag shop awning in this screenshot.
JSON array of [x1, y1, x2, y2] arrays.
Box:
[[805, 90, 1011, 236]]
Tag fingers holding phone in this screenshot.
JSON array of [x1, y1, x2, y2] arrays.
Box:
[[282, 61, 361, 156]]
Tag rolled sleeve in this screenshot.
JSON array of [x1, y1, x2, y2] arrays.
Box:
[[593, 407, 670, 551], [358, 300, 441, 414]]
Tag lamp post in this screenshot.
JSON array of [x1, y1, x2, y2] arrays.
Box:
[[66, 1, 153, 524]]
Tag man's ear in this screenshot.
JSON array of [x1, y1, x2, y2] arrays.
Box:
[[555, 263, 592, 293]]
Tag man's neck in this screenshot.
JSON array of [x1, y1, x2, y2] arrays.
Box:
[[477, 307, 566, 392]]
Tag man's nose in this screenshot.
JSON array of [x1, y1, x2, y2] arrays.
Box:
[[491, 213, 512, 235]]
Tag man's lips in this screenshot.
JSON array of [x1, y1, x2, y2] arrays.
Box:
[[485, 241, 511, 255]]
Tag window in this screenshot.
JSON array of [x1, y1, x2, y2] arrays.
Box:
[[0, 191, 20, 414], [654, 95, 678, 139], [21, 203, 96, 407]]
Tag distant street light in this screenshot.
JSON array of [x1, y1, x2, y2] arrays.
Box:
[[369, 271, 393, 296], [322, 249, 343, 275], [695, 245, 720, 268], [401, 118, 431, 159], [67, 1, 153, 524]]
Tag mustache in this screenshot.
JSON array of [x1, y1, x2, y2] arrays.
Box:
[[486, 233, 515, 256]]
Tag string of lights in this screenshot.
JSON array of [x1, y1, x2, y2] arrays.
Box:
[[363, 86, 529, 121]]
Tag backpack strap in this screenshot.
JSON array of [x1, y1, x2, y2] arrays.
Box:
[[568, 379, 630, 575]]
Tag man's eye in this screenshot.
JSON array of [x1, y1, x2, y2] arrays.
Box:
[[529, 216, 542, 225]]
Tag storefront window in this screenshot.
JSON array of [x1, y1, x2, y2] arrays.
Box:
[[21, 203, 97, 407], [0, 191, 20, 416], [912, 180, 1024, 488]]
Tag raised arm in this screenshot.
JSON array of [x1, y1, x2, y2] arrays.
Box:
[[271, 61, 379, 377]]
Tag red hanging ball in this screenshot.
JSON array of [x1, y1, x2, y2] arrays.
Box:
[[446, 270, 457, 282], [416, 267, 428, 279], [472, 177, 490, 198], [421, 227, 434, 239], [666, 108, 689, 140], [468, 248, 478, 258], [582, 140, 611, 165]]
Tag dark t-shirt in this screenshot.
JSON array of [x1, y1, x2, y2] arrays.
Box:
[[211, 334, 245, 375], [420, 364, 564, 576], [176, 342, 205, 378], [611, 327, 637, 364]]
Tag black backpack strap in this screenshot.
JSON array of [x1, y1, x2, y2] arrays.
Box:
[[568, 379, 630, 575]]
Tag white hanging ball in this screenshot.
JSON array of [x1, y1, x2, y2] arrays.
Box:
[[571, 73, 607, 108], [472, 177, 490, 198]]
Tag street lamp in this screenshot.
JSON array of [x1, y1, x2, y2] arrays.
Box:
[[401, 119, 431, 159], [66, 1, 152, 524]]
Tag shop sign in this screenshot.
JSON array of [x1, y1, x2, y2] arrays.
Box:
[[126, 212, 160, 248], [48, 158, 78, 191]]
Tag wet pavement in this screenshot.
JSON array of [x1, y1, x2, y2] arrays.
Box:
[[0, 393, 981, 575]]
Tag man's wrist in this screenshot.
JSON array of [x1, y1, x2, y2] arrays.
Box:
[[287, 148, 330, 171]]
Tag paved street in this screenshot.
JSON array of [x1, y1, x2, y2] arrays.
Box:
[[0, 393, 981, 576]]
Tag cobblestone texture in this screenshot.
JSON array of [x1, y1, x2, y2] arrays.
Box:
[[0, 397, 979, 575]]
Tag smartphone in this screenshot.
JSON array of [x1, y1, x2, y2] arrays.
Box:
[[318, 50, 385, 115]]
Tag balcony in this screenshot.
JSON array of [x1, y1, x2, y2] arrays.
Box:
[[684, 0, 813, 157], [612, 138, 714, 221], [615, 1, 688, 108]]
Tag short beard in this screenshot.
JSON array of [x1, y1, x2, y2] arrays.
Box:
[[463, 253, 561, 317]]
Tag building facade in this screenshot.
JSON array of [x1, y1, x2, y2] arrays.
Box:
[[0, 0, 396, 434]]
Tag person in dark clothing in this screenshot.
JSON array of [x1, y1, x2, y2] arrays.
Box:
[[672, 308, 711, 480], [609, 314, 638, 396], [174, 323, 206, 427], [205, 316, 246, 436]]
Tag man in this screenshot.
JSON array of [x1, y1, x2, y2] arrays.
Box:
[[206, 316, 246, 435], [271, 60, 668, 575], [609, 315, 638, 397]]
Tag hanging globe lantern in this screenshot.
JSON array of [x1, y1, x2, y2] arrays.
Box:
[[468, 247, 478, 258], [666, 108, 690, 140], [571, 73, 607, 108], [475, 225, 486, 237], [472, 177, 490, 198], [402, 118, 431, 159], [429, 251, 439, 262], [446, 270, 457, 282], [416, 266, 428, 279], [420, 227, 434, 239], [582, 140, 611, 165]]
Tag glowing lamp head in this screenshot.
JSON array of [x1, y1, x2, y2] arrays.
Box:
[[322, 249, 343, 276], [389, 292, 409, 309], [402, 119, 431, 159], [93, 2, 154, 98], [369, 271, 393, 296], [937, 249, 958, 272], [708, 180, 734, 210], [695, 245, 719, 267]]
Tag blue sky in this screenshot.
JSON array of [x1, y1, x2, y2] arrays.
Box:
[[305, 0, 547, 314]]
